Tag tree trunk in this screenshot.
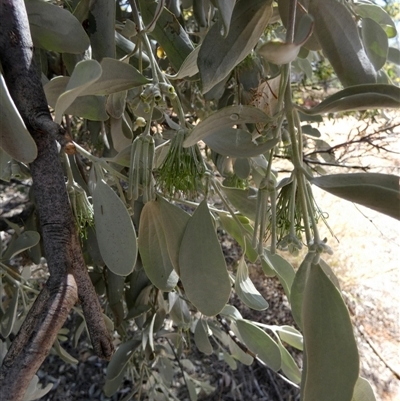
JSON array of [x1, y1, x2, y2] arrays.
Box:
[[0, 1, 114, 400]]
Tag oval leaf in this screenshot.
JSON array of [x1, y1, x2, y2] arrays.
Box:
[[302, 264, 359, 401], [361, 18, 388, 71], [26, 0, 90, 53], [236, 319, 281, 371], [276, 325, 303, 351], [312, 173, 400, 220], [138, 201, 179, 291], [198, 0, 273, 93], [179, 201, 231, 316], [0, 74, 37, 163], [2, 231, 41, 260], [93, 180, 137, 276], [184, 105, 270, 147], [235, 257, 269, 311], [204, 128, 279, 157], [352, 376, 377, 401], [54, 60, 102, 123]]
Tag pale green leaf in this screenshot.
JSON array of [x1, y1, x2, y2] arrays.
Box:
[[83, 58, 149, 95], [236, 319, 281, 371], [221, 348, 238, 370], [106, 338, 141, 382], [309, 0, 377, 87], [204, 128, 279, 158], [166, 46, 200, 80], [352, 376, 377, 401], [276, 326, 303, 351], [354, 4, 397, 38], [93, 180, 137, 276], [312, 173, 400, 220], [388, 47, 400, 65], [184, 105, 270, 147], [262, 249, 295, 297], [277, 341, 301, 384], [179, 201, 231, 316], [2, 231, 40, 260], [228, 337, 253, 366], [23, 375, 53, 401], [235, 257, 269, 311], [0, 74, 37, 163], [194, 318, 213, 355], [299, 84, 400, 114], [258, 41, 302, 65], [0, 288, 19, 338], [138, 201, 179, 291], [104, 365, 129, 397], [302, 264, 359, 401], [54, 60, 102, 123], [26, 0, 90, 53], [53, 339, 79, 364], [157, 196, 191, 275], [221, 186, 258, 223], [361, 18, 388, 71], [198, 0, 273, 93]]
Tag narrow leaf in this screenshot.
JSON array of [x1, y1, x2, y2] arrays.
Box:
[[2, 231, 40, 260], [166, 46, 200, 80], [1, 288, 19, 338], [299, 84, 400, 114], [235, 257, 269, 311], [309, 0, 377, 87], [361, 18, 388, 71], [312, 173, 400, 220], [302, 264, 359, 401], [0, 74, 37, 163], [236, 319, 281, 371], [194, 318, 213, 355], [138, 200, 179, 291], [276, 326, 303, 351], [93, 180, 137, 276], [277, 341, 301, 384], [184, 105, 270, 147], [179, 201, 231, 316], [198, 0, 273, 93]]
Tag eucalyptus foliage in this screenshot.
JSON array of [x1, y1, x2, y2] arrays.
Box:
[[1, 0, 399, 400]]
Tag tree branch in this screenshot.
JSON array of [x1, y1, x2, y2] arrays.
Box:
[[0, 1, 114, 399]]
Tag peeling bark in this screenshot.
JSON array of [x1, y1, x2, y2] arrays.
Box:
[[0, 1, 114, 399]]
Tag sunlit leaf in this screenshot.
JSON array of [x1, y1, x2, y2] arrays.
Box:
[[235, 257, 268, 310], [166, 46, 200, 80], [236, 319, 281, 371], [0, 74, 37, 163], [138, 200, 179, 291], [93, 180, 137, 276], [309, 0, 377, 87], [184, 105, 270, 147], [312, 173, 400, 220], [198, 0, 273, 93], [179, 201, 231, 316], [276, 326, 303, 351], [352, 376, 377, 401], [26, 0, 89, 53], [302, 264, 359, 401], [277, 341, 301, 384], [361, 18, 388, 71]]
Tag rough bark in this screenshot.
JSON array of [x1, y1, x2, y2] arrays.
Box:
[[0, 1, 114, 400]]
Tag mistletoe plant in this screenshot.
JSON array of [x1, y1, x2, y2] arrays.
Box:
[[0, 0, 399, 400]]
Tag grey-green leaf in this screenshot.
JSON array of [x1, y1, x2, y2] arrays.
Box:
[[93, 180, 137, 276], [0, 74, 37, 163], [352, 376, 377, 401], [198, 0, 273, 93], [235, 257, 268, 311], [179, 201, 231, 316], [204, 128, 279, 157], [26, 0, 89, 53], [220, 185, 258, 222], [277, 341, 301, 384], [361, 18, 388, 71], [299, 84, 400, 114], [312, 173, 400, 220], [184, 105, 270, 147], [302, 264, 359, 401], [138, 200, 179, 291], [276, 325, 303, 351], [2, 231, 40, 260], [194, 318, 213, 355], [309, 0, 377, 87], [236, 319, 281, 371], [1, 288, 19, 338]]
